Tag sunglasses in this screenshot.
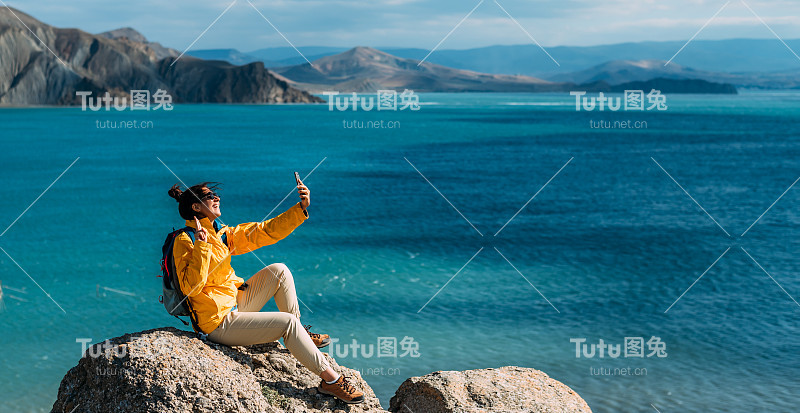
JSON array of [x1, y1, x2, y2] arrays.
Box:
[[198, 190, 220, 201]]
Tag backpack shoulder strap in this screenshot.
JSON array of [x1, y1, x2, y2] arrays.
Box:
[[168, 226, 204, 334], [180, 226, 196, 244], [178, 225, 228, 249]]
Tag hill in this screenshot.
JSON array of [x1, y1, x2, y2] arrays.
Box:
[[271, 47, 736, 94], [272, 46, 566, 93], [551, 59, 800, 89], [97, 27, 179, 61]]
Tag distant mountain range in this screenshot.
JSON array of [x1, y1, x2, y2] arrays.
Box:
[[549, 59, 800, 90], [1, 6, 763, 106], [191, 40, 800, 89], [548, 60, 708, 85], [265, 46, 735, 94], [270, 47, 561, 93], [383, 40, 800, 77], [0, 8, 319, 105]]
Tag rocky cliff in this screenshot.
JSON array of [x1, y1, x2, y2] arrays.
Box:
[[51, 327, 592, 413], [0, 7, 322, 105]]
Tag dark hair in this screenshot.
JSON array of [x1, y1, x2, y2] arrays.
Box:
[[168, 182, 221, 220]]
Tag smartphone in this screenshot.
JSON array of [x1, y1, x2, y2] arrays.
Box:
[[294, 172, 301, 185]]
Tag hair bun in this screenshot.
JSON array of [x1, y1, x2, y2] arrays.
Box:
[[168, 184, 183, 203]]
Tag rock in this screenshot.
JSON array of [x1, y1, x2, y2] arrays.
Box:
[[389, 366, 591, 413], [51, 327, 385, 413]]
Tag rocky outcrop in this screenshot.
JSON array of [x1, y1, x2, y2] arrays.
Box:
[[158, 58, 319, 104], [389, 366, 592, 413], [51, 327, 384, 413], [51, 327, 592, 413], [0, 7, 322, 105]]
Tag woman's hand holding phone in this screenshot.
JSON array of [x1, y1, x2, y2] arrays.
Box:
[[295, 172, 310, 209]]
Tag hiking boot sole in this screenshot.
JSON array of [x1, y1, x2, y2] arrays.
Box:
[[318, 387, 365, 404], [316, 338, 331, 349]]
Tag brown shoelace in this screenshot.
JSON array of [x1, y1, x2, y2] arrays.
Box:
[[304, 325, 322, 339], [337, 376, 358, 395]]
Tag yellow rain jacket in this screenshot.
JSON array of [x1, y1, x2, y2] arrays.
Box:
[[173, 203, 308, 333]]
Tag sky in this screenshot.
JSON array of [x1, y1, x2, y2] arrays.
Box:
[[7, 0, 800, 52]]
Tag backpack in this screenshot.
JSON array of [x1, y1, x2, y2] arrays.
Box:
[[159, 224, 228, 333]]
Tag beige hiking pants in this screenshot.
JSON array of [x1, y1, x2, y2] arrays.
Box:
[[207, 263, 330, 375]]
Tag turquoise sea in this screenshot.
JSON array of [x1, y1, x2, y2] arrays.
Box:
[[1, 92, 799, 412]]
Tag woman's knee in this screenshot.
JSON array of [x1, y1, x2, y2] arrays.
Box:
[[280, 313, 302, 338], [267, 263, 292, 282]]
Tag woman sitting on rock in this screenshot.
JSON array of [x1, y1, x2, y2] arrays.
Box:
[[167, 180, 364, 404]]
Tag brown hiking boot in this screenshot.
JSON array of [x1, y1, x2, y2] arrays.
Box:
[[318, 375, 365, 404], [304, 325, 330, 349]]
